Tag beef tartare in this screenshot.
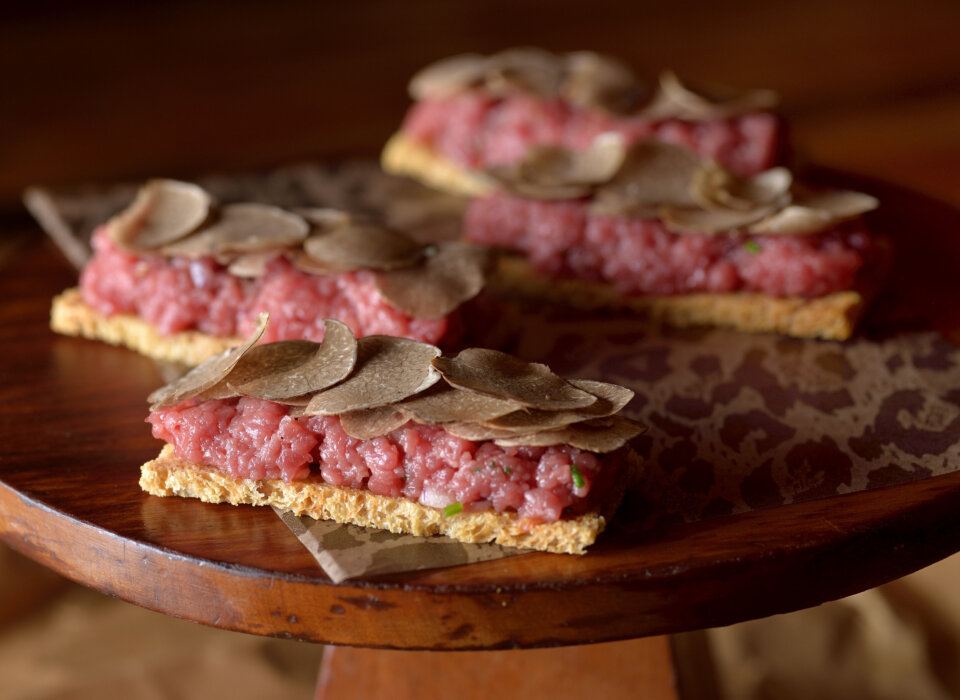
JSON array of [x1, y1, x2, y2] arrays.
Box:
[[461, 135, 888, 340], [383, 48, 782, 196], [141, 318, 644, 554], [52, 179, 492, 364]]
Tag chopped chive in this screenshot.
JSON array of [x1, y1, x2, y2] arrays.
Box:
[[489, 461, 498, 470], [473, 467, 481, 474], [570, 463, 585, 489], [443, 502, 464, 517], [502, 465, 512, 475], [744, 240, 761, 254]]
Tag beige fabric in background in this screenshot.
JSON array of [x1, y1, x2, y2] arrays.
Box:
[[1, 543, 958, 699], [0, 545, 322, 700], [708, 553, 960, 700]]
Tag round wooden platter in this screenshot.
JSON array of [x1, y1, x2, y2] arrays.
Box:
[[2, 174, 960, 651]]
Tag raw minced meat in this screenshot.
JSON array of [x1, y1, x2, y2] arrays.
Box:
[[148, 396, 628, 523], [80, 227, 454, 345], [402, 91, 780, 177], [463, 194, 883, 297]]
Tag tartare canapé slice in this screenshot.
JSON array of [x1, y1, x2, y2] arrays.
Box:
[[141, 316, 644, 554], [462, 135, 888, 340], [51, 180, 492, 365], [382, 48, 782, 196]]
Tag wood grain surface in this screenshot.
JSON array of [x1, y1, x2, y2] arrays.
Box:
[[2, 173, 960, 649]]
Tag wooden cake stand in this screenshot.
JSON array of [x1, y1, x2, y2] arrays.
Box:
[[3, 177, 960, 698]]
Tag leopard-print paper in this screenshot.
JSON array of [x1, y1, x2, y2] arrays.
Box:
[[513, 308, 960, 526]]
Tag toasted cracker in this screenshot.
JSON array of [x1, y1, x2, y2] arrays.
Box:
[[51, 288, 240, 366], [140, 444, 640, 555], [381, 132, 493, 198], [494, 256, 866, 341]]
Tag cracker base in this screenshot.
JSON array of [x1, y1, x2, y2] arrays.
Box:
[[140, 444, 641, 555], [495, 256, 865, 341], [381, 132, 493, 198], [51, 288, 241, 365]]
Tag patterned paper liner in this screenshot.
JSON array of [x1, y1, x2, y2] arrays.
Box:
[[28, 161, 960, 582], [511, 308, 960, 530], [274, 508, 513, 583]]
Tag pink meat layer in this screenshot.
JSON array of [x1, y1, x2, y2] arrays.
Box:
[[464, 195, 883, 298], [80, 227, 454, 344], [402, 92, 780, 177], [148, 396, 624, 523]]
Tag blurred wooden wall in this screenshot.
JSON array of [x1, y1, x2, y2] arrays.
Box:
[[2, 0, 960, 210]]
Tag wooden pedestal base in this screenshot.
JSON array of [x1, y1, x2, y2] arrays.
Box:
[[316, 636, 686, 700]]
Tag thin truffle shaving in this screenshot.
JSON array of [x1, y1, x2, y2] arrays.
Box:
[[486, 132, 628, 200], [147, 312, 269, 410], [637, 70, 779, 121], [409, 48, 644, 113], [161, 203, 309, 258], [407, 48, 775, 118], [107, 179, 212, 250], [373, 242, 494, 320]]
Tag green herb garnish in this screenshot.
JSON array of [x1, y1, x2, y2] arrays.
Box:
[[744, 240, 761, 254], [570, 463, 585, 489], [489, 461, 498, 470], [502, 465, 512, 475], [443, 502, 464, 517]]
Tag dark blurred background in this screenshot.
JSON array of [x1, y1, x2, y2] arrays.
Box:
[[2, 0, 960, 212]]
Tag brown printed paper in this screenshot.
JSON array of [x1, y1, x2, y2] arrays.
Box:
[[274, 508, 517, 584], [510, 308, 960, 528]]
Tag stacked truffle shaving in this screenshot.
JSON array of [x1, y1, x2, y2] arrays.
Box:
[[104, 179, 492, 321], [483, 135, 879, 236], [149, 313, 644, 453], [408, 47, 777, 120], [382, 47, 782, 196]]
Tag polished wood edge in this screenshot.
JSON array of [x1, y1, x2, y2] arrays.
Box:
[[4, 470, 960, 648]]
